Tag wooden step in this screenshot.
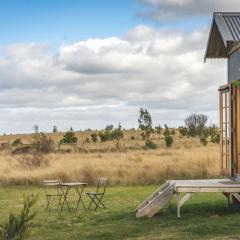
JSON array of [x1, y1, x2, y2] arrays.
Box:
[[136, 183, 174, 218], [135, 182, 170, 212]]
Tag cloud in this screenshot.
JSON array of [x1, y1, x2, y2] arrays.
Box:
[[139, 0, 240, 21], [0, 25, 226, 133]]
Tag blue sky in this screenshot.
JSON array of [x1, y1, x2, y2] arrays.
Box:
[[0, 0, 238, 133], [0, 0, 141, 49], [0, 0, 210, 49]]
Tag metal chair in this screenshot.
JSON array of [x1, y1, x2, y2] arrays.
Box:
[[86, 177, 108, 210], [43, 180, 62, 210]]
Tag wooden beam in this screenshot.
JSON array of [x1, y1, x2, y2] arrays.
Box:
[[180, 193, 192, 208]]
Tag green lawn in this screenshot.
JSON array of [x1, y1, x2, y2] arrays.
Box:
[[1, 185, 240, 240]]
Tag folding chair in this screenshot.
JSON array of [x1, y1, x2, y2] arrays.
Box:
[[86, 177, 108, 210], [43, 180, 62, 210]]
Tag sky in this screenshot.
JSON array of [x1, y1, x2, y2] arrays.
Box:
[[1, 0, 240, 134]]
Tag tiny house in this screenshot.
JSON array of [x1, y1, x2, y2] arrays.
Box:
[[205, 12, 240, 177]]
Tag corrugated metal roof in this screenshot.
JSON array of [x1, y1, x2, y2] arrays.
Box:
[[205, 12, 240, 61], [222, 14, 240, 41]]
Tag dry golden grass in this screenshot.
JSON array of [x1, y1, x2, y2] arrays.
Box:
[[0, 145, 221, 186], [0, 130, 222, 185]]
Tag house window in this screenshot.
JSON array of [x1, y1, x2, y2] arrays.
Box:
[[219, 85, 231, 174]]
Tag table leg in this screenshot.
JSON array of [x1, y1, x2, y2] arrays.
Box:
[[60, 186, 71, 211], [75, 185, 86, 210]]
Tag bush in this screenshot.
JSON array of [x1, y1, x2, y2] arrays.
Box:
[[98, 124, 124, 142], [12, 138, 23, 147], [145, 140, 157, 149], [90, 133, 98, 143], [163, 124, 171, 137], [0, 194, 38, 240], [32, 133, 54, 154], [165, 135, 173, 147], [112, 124, 124, 142], [98, 131, 112, 142], [60, 129, 77, 145], [200, 135, 208, 146], [210, 132, 220, 144], [130, 136, 135, 140], [155, 125, 162, 134], [179, 126, 188, 137]]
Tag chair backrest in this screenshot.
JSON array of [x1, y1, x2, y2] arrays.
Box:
[[96, 177, 108, 194], [43, 180, 61, 195]]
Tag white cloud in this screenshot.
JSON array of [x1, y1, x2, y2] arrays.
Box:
[[0, 25, 226, 133], [139, 0, 240, 21]]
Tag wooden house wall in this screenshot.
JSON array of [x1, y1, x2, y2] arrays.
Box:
[[228, 49, 240, 83]]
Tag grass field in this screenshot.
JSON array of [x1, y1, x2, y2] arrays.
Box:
[[0, 129, 222, 185], [1, 185, 240, 240]]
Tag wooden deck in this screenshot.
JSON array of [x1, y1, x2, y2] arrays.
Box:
[[136, 179, 240, 219], [168, 179, 240, 218]]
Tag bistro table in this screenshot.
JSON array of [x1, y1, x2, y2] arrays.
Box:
[[59, 182, 88, 211]]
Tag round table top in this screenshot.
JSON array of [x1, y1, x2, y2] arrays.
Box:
[[60, 182, 88, 186]]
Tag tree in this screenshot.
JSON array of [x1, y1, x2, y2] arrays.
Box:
[[184, 114, 208, 137], [53, 126, 58, 133], [33, 125, 39, 134], [138, 108, 154, 142], [105, 125, 114, 131]]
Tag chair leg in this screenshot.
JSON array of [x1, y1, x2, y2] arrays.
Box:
[[95, 195, 106, 210], [46, 196, 50, 211], [87, 195, 95, 209]]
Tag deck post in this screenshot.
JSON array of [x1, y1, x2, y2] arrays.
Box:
[[175, 192, 181, 218]]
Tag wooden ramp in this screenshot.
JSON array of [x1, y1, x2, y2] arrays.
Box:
[[136, 182, 174, 218]]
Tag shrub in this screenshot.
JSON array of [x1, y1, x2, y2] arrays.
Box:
[[145, 140, 157, 149], [60, 128, 77, 145], [179, 126, 188, 137], [155, 125, 162, 134], [12, 138, 23, 147], [98, 130, 112, 142], [163, 124, 171, 137], [165, 135, 173, 147], [98, 124, 124, 142], [0, 194, 38, 240], [90, 133, 98, 143], [184, 113, 208, 137], [200, 135, 208, 146], [112, 123, 124, 142], [130, 136, 135, 140], [32, 133, 54, 154], [210, 132, 220, 144]]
